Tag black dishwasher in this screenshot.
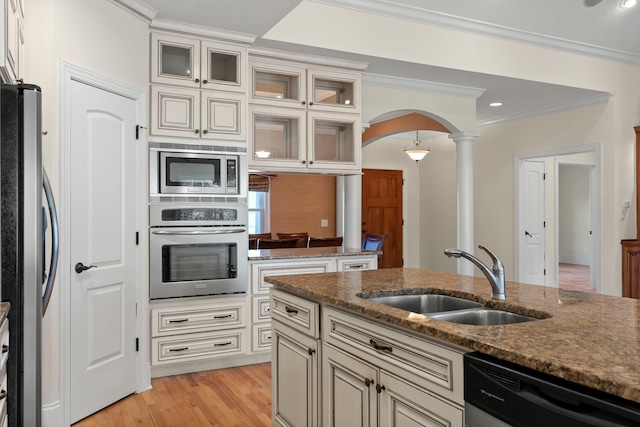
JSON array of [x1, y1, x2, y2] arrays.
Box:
[[464, 352, 640, 427]]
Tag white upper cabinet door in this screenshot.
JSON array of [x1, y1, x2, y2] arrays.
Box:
[[307, 111, 360, 171], [201, 91, 246, 141], [151, 33, 201, 88], [151, 86, 201, 138], [307, 68, 361, 114], [249, 61, 307, 109], [200, 40, 247, 93]]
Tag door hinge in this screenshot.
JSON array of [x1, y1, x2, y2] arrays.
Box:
[[543, 173, 547, 180], [402, 219, 404, 226], [402, 259, 404, 266], [136, 231, 139, 245], [402, 179, 405, 185], [135, 124, 147, 140], [543, 221, 546, 228], [136, 338, 139, 352], [544, 269, 547, 275]]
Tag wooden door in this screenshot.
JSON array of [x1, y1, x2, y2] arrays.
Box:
[[69, 79, 138, 423], [362, 169, 403, 268]]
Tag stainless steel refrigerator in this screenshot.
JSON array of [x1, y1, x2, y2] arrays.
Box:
[[1, 83, 58, 427]]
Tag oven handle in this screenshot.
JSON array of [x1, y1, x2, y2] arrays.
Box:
[[151, 228, 246, 235]]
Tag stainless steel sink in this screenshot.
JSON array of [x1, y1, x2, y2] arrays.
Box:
[[429, 308, 537, 325], [367, 294, 483, 314]]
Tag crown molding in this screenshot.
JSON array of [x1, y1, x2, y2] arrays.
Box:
[[363, 73, 485, 99], [109, 0, 157, 23], [150, 18, 257, 44], [477, 92, 612, 127], [249, 47, 369, 71], [312, 0, 640, 66]]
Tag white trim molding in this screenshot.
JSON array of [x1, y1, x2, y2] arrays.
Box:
[[312, 0, 640, 66], [363, 73, 485, 99], [249, 46, 369, 71], [151, 18, 257, 44], [108, 0, 157, 23]]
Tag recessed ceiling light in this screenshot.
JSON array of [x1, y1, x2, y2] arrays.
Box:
[[489, 102, 503, 107], [621, 0, 636, 8]]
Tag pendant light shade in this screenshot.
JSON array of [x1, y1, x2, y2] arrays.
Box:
[[404, 131, 431, 162]]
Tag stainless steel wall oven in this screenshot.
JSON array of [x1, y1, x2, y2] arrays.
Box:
[[149, 203, 248, 299]]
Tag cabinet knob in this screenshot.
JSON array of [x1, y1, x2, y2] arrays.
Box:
[[194, 78, 200, 83], [309, 160, 314, 165], [309, 102, 314, 106], [195, 129, 200, 134], [364, 378, 374, 387], [203, 79, 208, 84], [301, 101, 306, 105], [302, 160, 306, 165], [376, 384, 385, 394], [203, 130, 208, 134]]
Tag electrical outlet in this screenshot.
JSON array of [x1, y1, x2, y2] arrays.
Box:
[[321, 219, 329, 227]]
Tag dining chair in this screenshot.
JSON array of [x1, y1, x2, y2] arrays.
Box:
[[308, 236, 343, 247], [362, 234, 386, 251], [257, 238, 300, 249], [249, 233, 271, 250], [276, 232, 309, 248]]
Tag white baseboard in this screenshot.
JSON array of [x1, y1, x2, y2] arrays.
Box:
[[151, 352, 271, 378], [42, 401, 63, 427]]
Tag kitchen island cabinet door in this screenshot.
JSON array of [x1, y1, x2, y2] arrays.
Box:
[[378, 370, 464, 427], [323, 344, 378, 427], [271, 320, 320, 427]]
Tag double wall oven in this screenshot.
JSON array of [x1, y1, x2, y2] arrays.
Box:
[[149, 143, 248, 300]]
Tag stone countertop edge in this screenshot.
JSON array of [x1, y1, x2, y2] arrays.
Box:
[[248, 246, 379, 260], [265, 267, 640, 405]]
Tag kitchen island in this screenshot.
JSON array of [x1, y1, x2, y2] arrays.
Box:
[[265, 267, 640, 407]]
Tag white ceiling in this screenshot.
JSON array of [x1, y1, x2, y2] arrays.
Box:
[[144, 0, 638, 125]]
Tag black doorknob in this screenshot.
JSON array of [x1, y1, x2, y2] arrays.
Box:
[[75, 262, 97, 274]]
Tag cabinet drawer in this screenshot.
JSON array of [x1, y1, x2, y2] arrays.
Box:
[[270, 289, 319, 339], [251, 323, 272, 353], [152, 328, 246, 365], [323, 307, 465, 405], [251, 259, 335, 294], [337, 256, 377, 271], [252, 296, 271, 323], [151, 300, 246, 337]]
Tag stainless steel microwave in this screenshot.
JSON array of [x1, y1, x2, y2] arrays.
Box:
[[150, 147, 241, 195]]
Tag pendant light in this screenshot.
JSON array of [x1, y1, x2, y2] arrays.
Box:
[[404, 131, 431, 162]]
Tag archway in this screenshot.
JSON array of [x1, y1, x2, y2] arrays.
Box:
[[362, 111, 458, 146]]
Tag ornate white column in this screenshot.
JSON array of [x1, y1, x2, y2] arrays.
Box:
[[448, 132, 479, 276]]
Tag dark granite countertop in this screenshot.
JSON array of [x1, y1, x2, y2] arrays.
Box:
[[248, 246, 379, 261], [265, 267, 640, 404]]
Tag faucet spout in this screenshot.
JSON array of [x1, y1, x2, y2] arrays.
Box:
[[444, 245, 506, 300]]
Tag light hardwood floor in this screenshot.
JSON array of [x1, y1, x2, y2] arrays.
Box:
[[558, 262, 595, 293], [73, 363, 272, 427]]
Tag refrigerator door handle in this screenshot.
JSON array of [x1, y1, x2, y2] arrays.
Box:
[[42, 168, 59, 316]]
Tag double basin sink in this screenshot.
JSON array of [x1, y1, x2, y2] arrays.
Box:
[[364, 294, 541, 326]]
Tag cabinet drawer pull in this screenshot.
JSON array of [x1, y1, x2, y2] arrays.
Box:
[[213, 314, 232, 319], [265, 335, 271, 340], [369, 339, 393, 353], [214, 341, 232, 347], [168, 319, 189, 324], [347, 264, 365, 269], [285, 306, 298, 315], [0, 390, 6, 400], [2, 345, 7, 353], [168, 347, 189, 352]]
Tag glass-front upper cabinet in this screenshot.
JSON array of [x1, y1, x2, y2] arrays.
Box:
[[151, 32, 247, 92], [249, 105, 307, 168], [307, 112, 360, 171], [307, 69, 360, 114], [249, 61, 306, 108]]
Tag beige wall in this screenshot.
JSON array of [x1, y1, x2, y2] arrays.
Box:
[[24, 0, 150, 419], [269, 174, 337, 238]]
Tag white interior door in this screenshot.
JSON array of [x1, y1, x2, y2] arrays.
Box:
[[518, 160, 546, 285], [69, 79, 138, 423]]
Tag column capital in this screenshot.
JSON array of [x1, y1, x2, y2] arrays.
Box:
[[448, 132, 480, 143]]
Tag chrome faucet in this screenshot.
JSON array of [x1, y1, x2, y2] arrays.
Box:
[[444, 245, 506, 300]]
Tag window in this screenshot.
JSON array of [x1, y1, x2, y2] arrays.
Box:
[[248, 191, 268, 234]]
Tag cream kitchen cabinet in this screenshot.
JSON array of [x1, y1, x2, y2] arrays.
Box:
[[151, 32, 247, 93], [0, 0, 24, 84], [270, 289, 321, 427], [150, 85, 245, 141], [250, 59, 361, 114], [248, 105, 360, 173]]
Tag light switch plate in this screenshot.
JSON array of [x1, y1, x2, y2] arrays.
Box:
[[321, 219, 328, 227]]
